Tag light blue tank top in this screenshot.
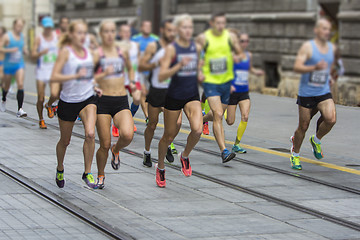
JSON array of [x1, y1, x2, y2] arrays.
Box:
[[4, 32, 25, 67], [299, 40, 333, 97]]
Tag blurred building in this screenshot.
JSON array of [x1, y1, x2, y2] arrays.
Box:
[[0, 0, 357, 105]]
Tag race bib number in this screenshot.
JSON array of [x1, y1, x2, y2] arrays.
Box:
[[178, 53, 197, 77], [9, 50, 21, 63], [43, 53, 57, 64], [309, 70, 328, 87], [234, 70, 249, 86], [210, 58, 227, 75], [76, 64, 94, 81]]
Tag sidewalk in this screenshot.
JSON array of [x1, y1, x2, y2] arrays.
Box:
[[0, 92, 360, 239]]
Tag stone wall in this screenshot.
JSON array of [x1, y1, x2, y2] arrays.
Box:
[[165, 0, 360, 106]]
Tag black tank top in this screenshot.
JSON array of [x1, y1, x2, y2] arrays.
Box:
[[167, 41, 198, 100]]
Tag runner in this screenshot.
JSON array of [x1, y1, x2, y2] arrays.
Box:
[[139, 19, 179, 168], [55, 16, 69, 37], [196, 12, 242, 163], [0, 18, 28, 116], [51, 20, 101, 188], [31, 16, 58, 129], [226, 31, 264, 153], [94, 20, 134, 189], [132, 20, 159, 122], [290, 18, 337, 170], [45, 16, 71, 118], [156, 14, 202, 187], [0, 26, 7, 87], [112, 24, 142, 135]]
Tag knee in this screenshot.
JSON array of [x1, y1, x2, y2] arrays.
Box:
[[241, 114, 249, 122], [193, 125, 203, 138], [226, 118, 235, 126], [213, 110, 223, 121], [121, 131, 134, 145], [59, 138, 71, 147], [85, 131, 95, 142], [162, 134, 175, 145], [324, 115, 336, 126], [147, 121, 157, 131], [100, 140, 111, 151]]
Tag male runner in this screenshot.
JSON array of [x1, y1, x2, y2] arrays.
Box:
[[290, 18, 337, 170]]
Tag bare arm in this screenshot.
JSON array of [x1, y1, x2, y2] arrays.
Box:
[[195, 33, 206, 50], [123, 50, 135, 82], [138, 42, 157, 71], [0, 35, 17, 53], [31, 37, 48, 59], [158, 45, 184, 82], [294, 41, 327, 73], [229, 32, 243, 55], [248, 52, 264, 76], [50, 48, 79, 82], [196, 43, 205, 82]]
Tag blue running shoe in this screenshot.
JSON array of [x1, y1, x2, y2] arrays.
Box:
[[221, 148, 236, 163], [232, 144, 247, 153]]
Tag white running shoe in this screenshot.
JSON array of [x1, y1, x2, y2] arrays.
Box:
[[0, 101, 6, 112], [16, 108, 27, 118]]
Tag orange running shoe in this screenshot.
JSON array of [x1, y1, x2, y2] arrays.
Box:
[[155, 164, 166, 188], [180, 153, 192, 177], [203, 122, 209, 135], [45, 103, 54, 118], [134, 124, 137, 132], [39, 120, 47, 129], [112, 124, 119, 137]]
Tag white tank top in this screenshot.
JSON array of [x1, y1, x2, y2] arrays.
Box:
[[125, 41, 139, 85], [36, 32, 58, 81], [60, 47, 95, 103], [150, 46, 170, 89]]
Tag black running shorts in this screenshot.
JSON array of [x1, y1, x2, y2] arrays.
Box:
[[146, 86, 168, 108], [228, 91, 250, 105], [58, 96, 97, 122], [164, 94, 200, 111], [296, 93, 332, 109], [97, 95, 130, 117]]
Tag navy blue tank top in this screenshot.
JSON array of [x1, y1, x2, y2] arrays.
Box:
[[167, 41, 198, 100]]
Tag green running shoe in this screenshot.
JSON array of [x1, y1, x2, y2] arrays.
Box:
[[170, 142, 177, 154], [232, 144, 247, 153], [309, 135, 323, 159], [290, 155, 302, 170]]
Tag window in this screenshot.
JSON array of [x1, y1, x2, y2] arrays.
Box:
[[264, 62, 280, 88]]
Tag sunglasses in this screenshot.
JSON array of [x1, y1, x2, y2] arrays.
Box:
[[240, 40, 249, 43]]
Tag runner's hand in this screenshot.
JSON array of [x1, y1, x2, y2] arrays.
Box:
[[105, 65, 114, 76], [180, 56, 192, 67], [198, 71, 205, 82], [94, 86, 103, 97], [9, 47, 18, 53], [77, 68, 87, 78], [315, 60, 328, 70], [41, 48, 49, 55]]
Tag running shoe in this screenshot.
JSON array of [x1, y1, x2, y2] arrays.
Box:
[[134, 124, 137, 132], [16, 108, 27, 118], [145, 117, 149, 126], [180, 153, 192, 177], [232, 144, 247, 153], [0, 101, 6, 112], [309, 135, 323, 159], [290, 135, 295, 154], [76, 116, 82, 121], [112, 124, 119, 137], [56, 169, 65, 188], [203, 122, 209, 135], [170, 142, 177, 154], [52, 104, 58, 116], [45, 103, 54, 118], [111, 145, 120, 170], [290, 154, 302, 170], [82, 173, 97, 189], [155, 164, 166, 188], [143, 152, 152, 167], [165, 147, 174, 163], [96, 175, 105, 189], [221, 148, 236, 163], [39, 120, 47, 129]]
